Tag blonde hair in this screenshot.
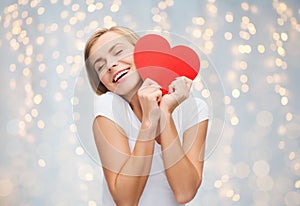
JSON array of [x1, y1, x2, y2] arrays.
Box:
[[84, 26, 139, 95]]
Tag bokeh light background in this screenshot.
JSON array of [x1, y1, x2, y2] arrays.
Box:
[[1, 0, 300, 205]]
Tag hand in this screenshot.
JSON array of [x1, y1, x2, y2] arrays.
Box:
[[160, 76, 192, 114], [138, 78, 162, 128]]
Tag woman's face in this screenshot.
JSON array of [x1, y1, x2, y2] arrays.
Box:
[[89, 31, 142, 96]]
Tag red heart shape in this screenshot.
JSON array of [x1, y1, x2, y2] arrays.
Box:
[[134, 34, 200, 94]]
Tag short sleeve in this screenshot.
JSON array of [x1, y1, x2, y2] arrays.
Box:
[[93, 92, 130, 129], [180, 94, 209, 132]]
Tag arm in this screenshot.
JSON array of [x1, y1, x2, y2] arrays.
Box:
[[159, 76, 209, 204], [159, 114, 208, 204], [93, 79, 162, 206]]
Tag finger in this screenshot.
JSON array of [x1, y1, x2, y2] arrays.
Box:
[[168, 84, 175, 94], [178, 76, 193, 88], [143, 89, 162, 105], [142, 78, 161, 87], [154, 89, 163, 102], [139, 80, 160, 93]]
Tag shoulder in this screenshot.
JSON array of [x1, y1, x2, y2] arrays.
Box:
[[180, 93, 209, 116], [174, 93, 209, 131], [93, 92, 129, 121]]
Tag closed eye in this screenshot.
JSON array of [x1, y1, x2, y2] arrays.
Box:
[[97, 63, 106, 72], [115, 50, 123, 55]]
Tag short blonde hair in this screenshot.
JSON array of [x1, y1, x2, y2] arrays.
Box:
[[84, 26, 139, 95]]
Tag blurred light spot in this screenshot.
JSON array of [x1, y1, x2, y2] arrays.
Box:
[[226, 105, 235, 115], [256, 176, 274, 191], [225, 12, 234, 22], [256, 111, 273, 127], [38, 159, 46, 168], [207, 3, 218, 15], [78, 164, 94, 181], [226, 189, 234, 198], [238, 44, 252, 54], [88, 4, 96, 12], [37, 7, 45, 15], [241, 84, 249, 93], [31, 109, 38, 117], [192, 29, 202, 38], [192, 17, 205, 25], [231, 116, 239, 126], [221, 175, 229, 183], [214, 180, 222, 188], [241, 2, 249, 11], [0, 179, 14, 197], [36, 36, 44, 45], [286, 122, 300, 139], [257, 44, 265, 53], [284, 191, 300, 206], [224, 96, 231, 105], [158, 1, 167, 10], [60, 10, 69, 19], [201, 60, 209, 69], [37, 120, 45, 129], [223, 145, 232, 154], [111, 4, 119, 12], [224, 32, 232, 40], [273, 32, 280, 40], [76, 147, 84, 155], [152, 14, 161, 22], [40, 79, 47, 88], [239, 61, 248, 70], [22, 67, 31, 77], [286, 112, 293, 121], [295, 180, 300, 189], [88, 201, 97, 206], [277, 47, 286, 56], [54, 92, 63, 102], [71, 96, 79, 105], [281, 96, 288, 105], [240, 74, 248, 83], [85, 173, 94, 181], [72, 3, 80, 11], [232, 89, 240, 98], [232, 194, 240, 202], [234, 162, 250, 179], [24, 114, 32, 122], [33, 94, 43, 104], [248, 23, 256, 35], [253, 160, 270, 177], [60, 81, 68, 90], [289, 152, 296, 160], [96, 2, 104, 10], [201, 89, 210, 98], [278, 141, 285, 149], [281, 32, 288, 41], [9, 79, 16, 90], [70, 124, 77, 132]]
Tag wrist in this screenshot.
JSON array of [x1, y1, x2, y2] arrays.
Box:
[[160, 106, 173, 116]]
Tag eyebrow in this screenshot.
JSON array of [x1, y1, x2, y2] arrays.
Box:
[[92, 43, 123, 69]]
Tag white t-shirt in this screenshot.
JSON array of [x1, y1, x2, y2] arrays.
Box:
[[94, 91, 209, 206]]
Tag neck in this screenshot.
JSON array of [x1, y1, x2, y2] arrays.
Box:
[[121, 80, 143, 122]]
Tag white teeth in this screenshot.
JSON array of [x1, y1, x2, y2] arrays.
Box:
[[113, 69, 129, 82]]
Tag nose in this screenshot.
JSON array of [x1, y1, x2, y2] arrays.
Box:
[[107, 63, 117, 72], [107, 57, 118, 72]]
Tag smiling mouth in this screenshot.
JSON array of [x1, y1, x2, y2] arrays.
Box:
[[113, 68, 130, 83]]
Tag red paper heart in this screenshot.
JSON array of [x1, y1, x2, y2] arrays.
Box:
[[134, 34, 200, 94]]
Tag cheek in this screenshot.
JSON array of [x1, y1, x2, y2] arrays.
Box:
[[99, 73, 110, 87], [123, 54, 134, 64]]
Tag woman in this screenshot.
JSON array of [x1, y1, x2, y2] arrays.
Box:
[[84, 26, 209, 206]]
